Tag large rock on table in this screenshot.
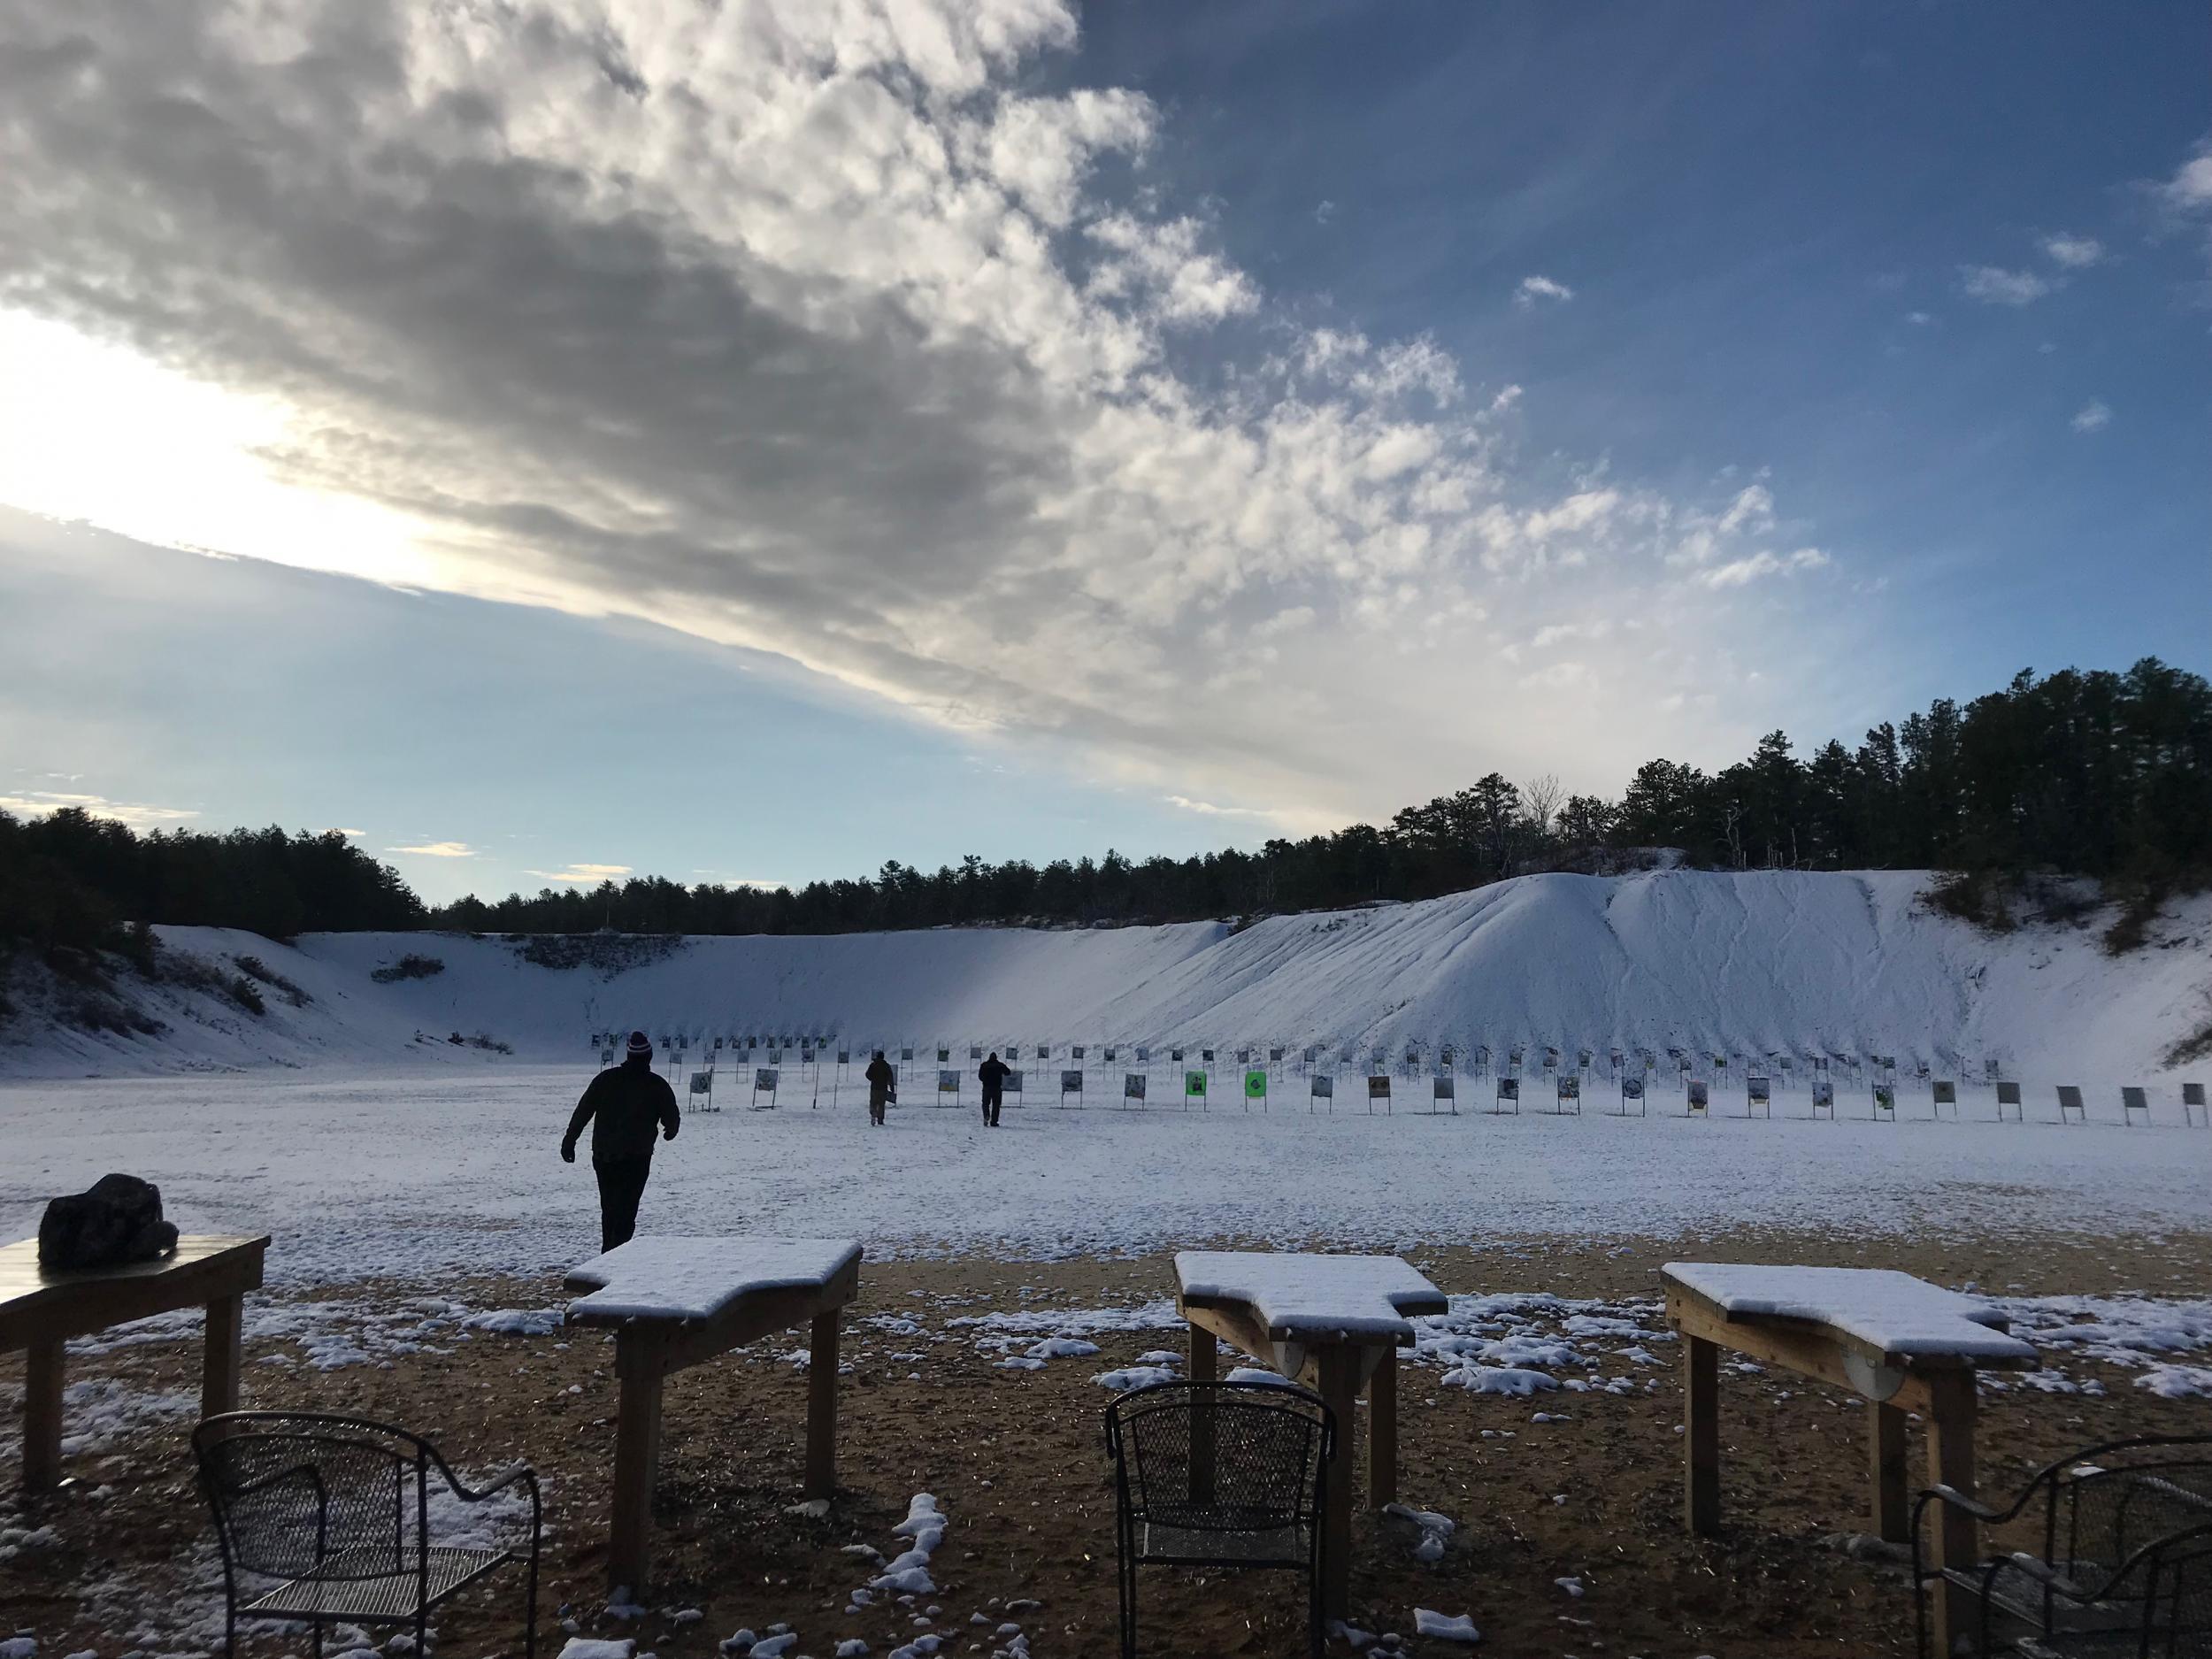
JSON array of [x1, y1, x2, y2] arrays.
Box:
[[38, 1173, 180, 1272]]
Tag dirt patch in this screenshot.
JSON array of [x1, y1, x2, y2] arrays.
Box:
[[5, 1225, 2210, 1657]]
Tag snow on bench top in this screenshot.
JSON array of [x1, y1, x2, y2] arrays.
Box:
[[1663, 1263, 2038, 1363], [565, 1235, 860, 1325], [1175, 1251, 1447, 1342]]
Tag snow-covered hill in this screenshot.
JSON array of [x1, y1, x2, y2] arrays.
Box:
[[3, 869, 2207, 1085]]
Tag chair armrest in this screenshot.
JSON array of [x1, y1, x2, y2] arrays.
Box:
[[447, 1462, 536, 1502], [1916, 1484, 2002, 1523]]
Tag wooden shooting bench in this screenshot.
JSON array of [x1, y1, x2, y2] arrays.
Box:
[[1662, 1262, 2037, 1650], [1174, 1250, 1448, 1617], [564, 1235, 862, 1592], [1, 1233, 268, 1490]]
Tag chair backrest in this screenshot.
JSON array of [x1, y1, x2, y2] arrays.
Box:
[[194, 1413, 435, 1580], [2052, 1438, 2212, 1596], [2140, 1523, 2212, 1654], [1106, 1380, 1332, 1535]]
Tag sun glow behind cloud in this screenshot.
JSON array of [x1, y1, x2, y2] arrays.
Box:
[[0, 310, 444, 591]]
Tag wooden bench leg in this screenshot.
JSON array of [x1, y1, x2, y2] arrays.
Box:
[[202, 1293, 244, 1419], [24, 1336, 64, 1492], [1870, 1400, 1909, 1543], [804, 1310, 840, 1501], [1685, 1334, 1720, 1536], [1368, 1346, 1397, 1509], [1925, 1371, 1979, 1654], [609, 1339, 664, 1594], [1316, 1346, 1359, 1620], [1188, 1322, 1217, 1506]]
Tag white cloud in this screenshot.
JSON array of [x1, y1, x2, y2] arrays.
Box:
[[388, 841, 478, 858], [1959, 265, 2050, 305], [1531, 619, 1613, 650], [0, 0, 1862, 823], [329, 827, 366, 838], [525, 861, 634, 883], [1694, 548, 1829, 590], [1905, 311, 1934, 326], [2070, 399, 2112, 433], [2040, 234, 2104, 269], [1087, 213, 1260, 326], [1164, 795, 1283, 820], [1515, 274, 1576, 308], [0, 790, 198, 830], [2156, 140, 2212, 211]]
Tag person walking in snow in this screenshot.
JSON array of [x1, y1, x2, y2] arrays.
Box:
[[865, 1049, 897, 1126], [562, 1029, 680, 1252], [978, 1049, 1010, 1127]]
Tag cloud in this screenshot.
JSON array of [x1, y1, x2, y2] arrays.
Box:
[[1530, 619, 1613, 649], [1164, 795, 1283, 820], [329, 827, 366, 837], [0, 0, 1860, 820], [1959, 265, 2050, 305], [1905, 311, 1934, 326], [0, 790, 198, 830], [2040, 234, 2104, 269], [1694, 548, 1829, 590], [388, 841, 478, 858], [1515, 274, 1575, 308], [2155, 140, 2212, 212], [525, 861, 634, 883], [2070, 399, 2112, 433]]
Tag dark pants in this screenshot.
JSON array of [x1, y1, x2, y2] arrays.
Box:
[[594, 1156, 652, 1252], [981, 1088, 1002, 1126], [870, 1094, 889, 1125]]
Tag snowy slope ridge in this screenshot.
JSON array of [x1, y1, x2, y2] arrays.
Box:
[[3, 869, 2207, 1082]]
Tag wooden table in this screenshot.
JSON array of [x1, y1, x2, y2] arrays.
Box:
[[564, 1235, 862, 1592], [1663, 1262, 2037, 1651], [1174, 1250, 1448, 1617], [0, 1233, 268, 1490]]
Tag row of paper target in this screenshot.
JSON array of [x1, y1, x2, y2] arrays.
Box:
[[593, 1030, 2024, 1083], [708, 1065, 2208, 1123]]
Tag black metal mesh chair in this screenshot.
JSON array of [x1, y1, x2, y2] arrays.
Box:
[[1104, 1379, 1334, 1659], [193, 1411, 540, 1658], [1914, 1434, 2212, 1657]]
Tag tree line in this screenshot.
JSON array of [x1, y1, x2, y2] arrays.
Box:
[[4, 658, 2207, 960]]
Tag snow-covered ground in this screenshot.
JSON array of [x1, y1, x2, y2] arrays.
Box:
[[4, 870, 2209, 1083], [2, 1065, 2207, 1286]]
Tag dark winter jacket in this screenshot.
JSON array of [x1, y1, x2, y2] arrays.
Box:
[[978, 1056, 1010, 1096], [865, 1056, 896, 1105], [565, 1056, 680, 1164]]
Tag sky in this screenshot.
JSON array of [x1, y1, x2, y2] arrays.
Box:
[[1, 0, 2208, 905]]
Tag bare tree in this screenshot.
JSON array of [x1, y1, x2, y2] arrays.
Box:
[[1521, 772, 1563, 841]]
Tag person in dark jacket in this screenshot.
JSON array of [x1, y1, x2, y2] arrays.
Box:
[[864, 1050, 896, 1126], [978, 1050, 1010, 1127], [562, 1030, 680, 1251]]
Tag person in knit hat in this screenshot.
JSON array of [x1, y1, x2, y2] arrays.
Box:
[[562, 1029, 680, 1251]]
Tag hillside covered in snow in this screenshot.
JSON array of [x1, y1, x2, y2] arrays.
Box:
[[3, 868, 2207, 1085]]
